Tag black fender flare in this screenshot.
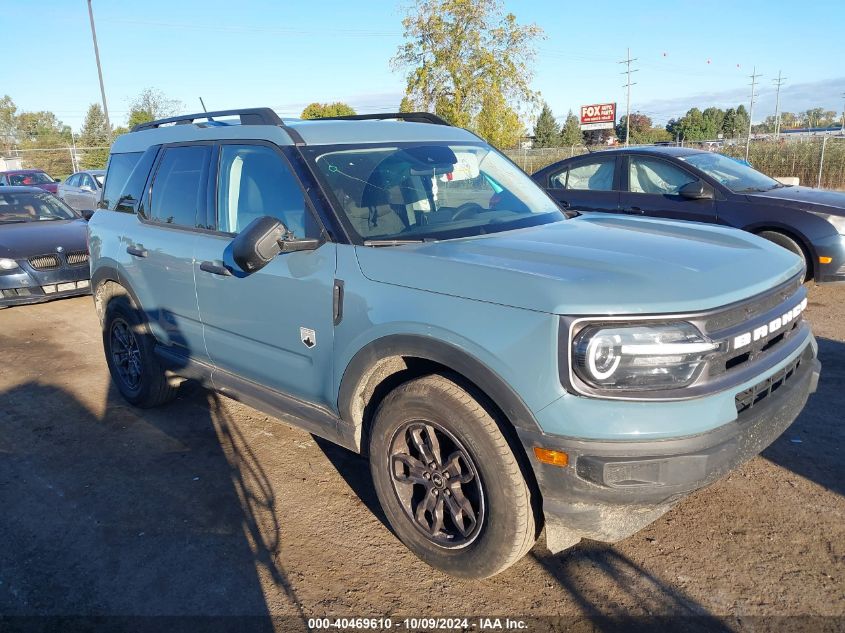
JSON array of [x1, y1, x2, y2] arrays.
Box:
[[337, 334, 543, 434]]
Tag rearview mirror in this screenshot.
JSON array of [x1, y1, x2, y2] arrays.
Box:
[[231, 216, 319, 273], [679, 181, 714, 200]]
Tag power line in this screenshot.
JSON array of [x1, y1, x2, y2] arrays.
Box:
[[619, 48, 638, 146], [745, 66, 762, 161], [773, 70, 787, 139]]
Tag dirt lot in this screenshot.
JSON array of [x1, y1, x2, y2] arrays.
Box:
[[0, 286, 843, 632]]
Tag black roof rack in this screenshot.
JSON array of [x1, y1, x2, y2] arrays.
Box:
[[317, 112, 452, 126], [131, 107, 283, 132]]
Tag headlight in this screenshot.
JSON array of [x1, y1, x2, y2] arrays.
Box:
[[0, 258, 20, 271], [572, 322, 719, 391]]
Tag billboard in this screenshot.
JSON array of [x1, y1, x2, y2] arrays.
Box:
[[580, 103, 616, 130]]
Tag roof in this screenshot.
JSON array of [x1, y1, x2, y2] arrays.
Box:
[[598, 146, 705, 157], [71, 169, 106, 175], [111, 108, 479, 154]]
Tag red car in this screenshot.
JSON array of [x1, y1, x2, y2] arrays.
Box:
[[0, 169, 59, 194]]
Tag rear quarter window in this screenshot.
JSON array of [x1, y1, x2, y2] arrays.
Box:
[[101, 152, 143, 210]]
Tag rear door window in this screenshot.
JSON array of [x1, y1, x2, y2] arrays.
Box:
[[148, 145, 211, 228]]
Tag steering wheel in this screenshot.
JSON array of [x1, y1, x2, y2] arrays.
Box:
[[452, 202, 484, 220]]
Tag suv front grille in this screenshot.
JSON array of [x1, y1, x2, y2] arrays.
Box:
[[29, 254, 61, 270], [66, 250, 89, 266], [735, 353, 804, 414]]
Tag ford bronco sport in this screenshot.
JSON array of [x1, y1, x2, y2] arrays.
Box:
[[89, 108, 820, 579]]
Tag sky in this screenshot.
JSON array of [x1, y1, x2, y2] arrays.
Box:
[[3, 0, 844, 133]]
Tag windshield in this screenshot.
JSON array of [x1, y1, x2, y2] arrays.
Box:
[[7, 172, 54, 186], [304, 142, 564, 242], [680, 152, 781, 193], [0, 191, 78, 223]]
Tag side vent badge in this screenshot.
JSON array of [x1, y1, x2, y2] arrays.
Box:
[[300, 327, 316, 349]]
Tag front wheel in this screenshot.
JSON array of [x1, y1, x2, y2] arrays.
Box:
[[369, 374, 537, 579]]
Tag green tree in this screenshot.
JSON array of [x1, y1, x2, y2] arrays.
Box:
[[78, 103, 111, 169], [300, 102, 357, 119], [474, 83, 522, 148], [532, 102, 558, 148], [701, 107, 725, 139], [126, 88, 183, 129], [0, 95, 17, 154], [559, 109, 583, 146], [392, 0, 542, 138], [17, 111, 73, 176]]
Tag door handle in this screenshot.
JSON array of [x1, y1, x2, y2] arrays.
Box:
[[200, 261, 232, 276], [126, 245, 148, 257], [626, 206, 644, 214]]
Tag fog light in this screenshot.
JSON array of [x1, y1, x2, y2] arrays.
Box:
[[534, 447, 569, 467]]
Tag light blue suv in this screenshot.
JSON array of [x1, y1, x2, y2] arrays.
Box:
[[89, 108, 820, 579]]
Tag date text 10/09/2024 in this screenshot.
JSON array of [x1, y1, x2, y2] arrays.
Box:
[[307, 617, 530, 630]]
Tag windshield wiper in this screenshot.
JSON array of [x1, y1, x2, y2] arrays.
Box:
[[363, 239, 429, 247]]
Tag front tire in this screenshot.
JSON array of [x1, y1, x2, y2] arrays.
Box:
[[369, 374, 536, 579], [101, 285, 177, 408]]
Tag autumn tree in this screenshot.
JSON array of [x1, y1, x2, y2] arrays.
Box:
[[474, 83, 522, 148], [532, 102, 559, 148], [126, 88, 183, 129], [392, 0, 542, 143], [300, 102, 357, 119], [559, 110, 583, 146], [0, 95, 17, 154], [78, 104, 111, 169]]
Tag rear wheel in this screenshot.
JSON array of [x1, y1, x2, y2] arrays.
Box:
[[758, 230, 811, 281], [101, 284, 177, 408], [369, 374, 536, 579]]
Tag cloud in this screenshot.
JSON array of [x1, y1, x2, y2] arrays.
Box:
[[637, 77, 845, 123]]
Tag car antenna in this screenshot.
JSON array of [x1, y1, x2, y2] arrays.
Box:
[[199, 97, 213, 121]]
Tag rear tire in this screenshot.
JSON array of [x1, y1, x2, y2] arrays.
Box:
[[758, 230, 811, 281], [101, 284, 177, 408], [369, 374, 536, 579]]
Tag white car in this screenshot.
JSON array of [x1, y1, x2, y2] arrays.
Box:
[[57, 170, 105, 211]]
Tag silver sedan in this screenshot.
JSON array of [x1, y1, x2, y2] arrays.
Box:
[[57, 170, 105, 212]]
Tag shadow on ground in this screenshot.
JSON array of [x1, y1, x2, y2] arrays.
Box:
[[0, 330, 306, 630], [763, 337, 845, 496]]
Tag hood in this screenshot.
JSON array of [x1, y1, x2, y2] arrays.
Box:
[[31, 182, 59, 194], [354, 215, 803, 315], [0, 219, 88, 259], [747, 186, 845, 215]]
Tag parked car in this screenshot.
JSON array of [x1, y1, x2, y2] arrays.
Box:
[[532, 146, 845, 282], [57, 169, 105, 211], [0, 186, 91, 306], [0, 169, 60, 194], [89, 108, 819, 579]]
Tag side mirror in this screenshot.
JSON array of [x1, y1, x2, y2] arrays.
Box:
[[81, 209, 96, 221], [679, 181, 714, 200], [231, 216, 319, 273]]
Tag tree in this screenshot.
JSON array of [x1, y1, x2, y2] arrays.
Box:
[[300, 102, 357, 119], [532, 102, 558, 148], [559, 109, 583, 146], [392, 0, 542, 140], [16, 110, 73, 176], [78, 104, 111, 169], [126, 88, 183, 129], [617, 113, 671, 144], [0, 95, 17, 154], [474, 83, 522, 148]]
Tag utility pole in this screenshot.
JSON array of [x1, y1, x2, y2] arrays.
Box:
[[87, 0, 111, 137], [619, 48, 638, 146], [773, 71, 786, 139], [745, 66, 762, 162]]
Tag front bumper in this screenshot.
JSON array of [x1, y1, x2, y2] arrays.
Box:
[[814, 233, 845, 283], [0, 264, 90, 306], [518, 344, 820, 552]]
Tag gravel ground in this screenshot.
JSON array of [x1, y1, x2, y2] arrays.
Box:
[[0, 286, 843, 632]]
